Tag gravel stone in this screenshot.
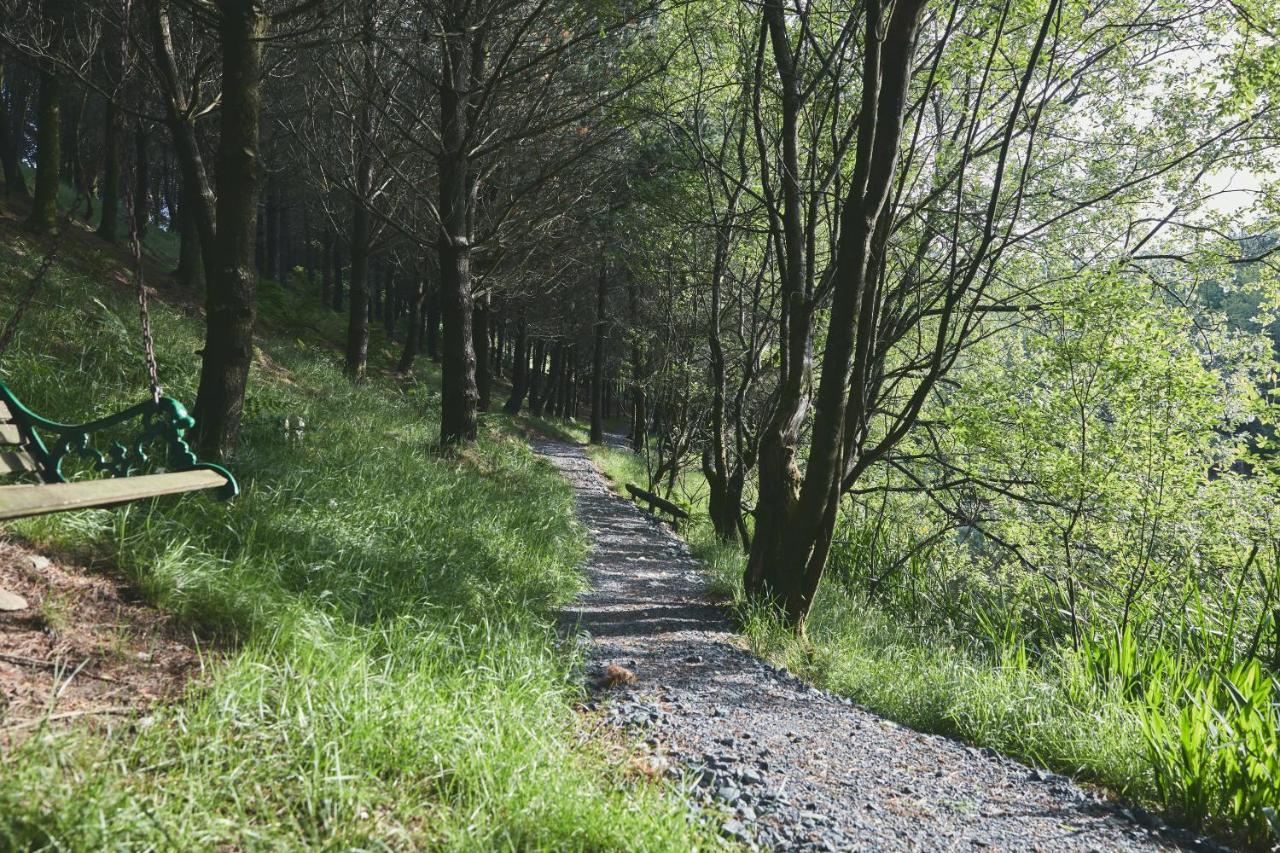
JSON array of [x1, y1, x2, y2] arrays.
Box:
[[537, 436, 1219, 852]]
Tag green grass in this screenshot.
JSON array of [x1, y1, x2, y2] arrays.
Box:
[[584, 441, 1280, 849], [0, 212, 714, 848]]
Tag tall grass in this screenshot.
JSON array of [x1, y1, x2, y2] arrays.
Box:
[[0, 219, 712, 848]]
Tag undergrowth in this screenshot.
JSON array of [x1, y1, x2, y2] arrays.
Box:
[[0, 213, 712, 848]]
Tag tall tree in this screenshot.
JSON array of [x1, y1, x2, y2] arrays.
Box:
[[25, 0, 65, 232]]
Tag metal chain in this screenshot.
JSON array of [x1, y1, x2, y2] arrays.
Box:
[[129, 221, 163, 404]]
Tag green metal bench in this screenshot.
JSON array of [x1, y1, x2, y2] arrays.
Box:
[[0, 382, 237, 521]]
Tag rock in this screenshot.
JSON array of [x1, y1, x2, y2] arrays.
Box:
[[26, 555, 52, 573], [721, 819, 750, 841], [715, 786, 741, 805], [0, 587, 27, 611]]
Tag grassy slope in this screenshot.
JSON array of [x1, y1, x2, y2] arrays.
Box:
[[583, 443, 1268, 848], [0, 211, 711, 849]]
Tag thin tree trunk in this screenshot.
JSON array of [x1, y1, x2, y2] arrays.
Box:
[[320, 229, 333, 304], [527, 339, 546, 414], [173, 174, 204, 286], [473, 292, 491, 410], [627, 274, 646, 451], [425, 283, 440, 359], [384, 265, 396, 337], [346, 19, 375, 382], [26, 63, 61, 232], [574, 348, 583, 419], [396, 259, 427, 374], [303, 207, 315, 285], [96, 95, 120, 240], [345, 194, 371, 378], [502, 320, 529, 414], [192, 0, 267, 459], [331, 239, 344, 311], [131, 119, 149, 236], [66, 89, 90, 219], [533, 341, 559, 418], [0, 57, 31, 198], [589, 256, 608, 444], [493, 315, 505, 379]]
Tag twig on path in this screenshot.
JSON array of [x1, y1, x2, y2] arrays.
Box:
[[1, 706, 137, 734], [0, 652, 122, 683]]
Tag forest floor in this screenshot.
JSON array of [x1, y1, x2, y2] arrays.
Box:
[[535, 434, 1217, 852], [0, 539, 201, 747]]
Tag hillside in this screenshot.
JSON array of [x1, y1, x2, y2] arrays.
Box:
[[0, 203, 708, 848]]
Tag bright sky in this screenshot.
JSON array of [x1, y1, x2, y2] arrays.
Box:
[[1203, 169, 1267, 217]]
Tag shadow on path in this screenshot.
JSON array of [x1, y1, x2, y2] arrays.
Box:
[[535, 435, 1214, 852]]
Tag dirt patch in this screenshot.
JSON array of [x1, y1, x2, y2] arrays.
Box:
[[0, 538, 203, 747]]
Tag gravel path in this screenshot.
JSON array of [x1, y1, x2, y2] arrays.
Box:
[[534, 436, 1221, 852]]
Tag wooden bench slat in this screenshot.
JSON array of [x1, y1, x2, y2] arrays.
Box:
[[0, 401, 11, 422], [0, 470, 230, 520], [0, 423, 22, 445], [0, 450, 39, 475]]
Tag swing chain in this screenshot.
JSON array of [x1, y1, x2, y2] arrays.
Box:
[[129, 223, 163, 405]]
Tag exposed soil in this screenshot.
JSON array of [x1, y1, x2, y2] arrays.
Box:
[[0, 538, 203, 748], [536, 436, 1225, 852]]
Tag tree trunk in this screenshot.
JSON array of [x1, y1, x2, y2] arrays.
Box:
[[436, 12, 479, 445], [131, 119, 149, 236], [425, 283, 440, 359], [277, 196, 290, 278], [320, 229, 333, 304], [344, 195, 371, 378], [438, 233, 477, 443], [26, 64, 60, 232], [0, 57, 31, 198], [331, 239, 344, 311], [589, 256, 608, 444], [96, 95, 121, 241], [533, 341, 559, 418], [192, 0, 267, 460], [345, 23, 375, 383], [743, 0, 816, 605], [173, 173, 204, 286], [746, 0, 928, 626], [627, 274, 646, 451], [527, 339, 546, 415], [502, 321, 529, 414], [302, 207, 315, 285], [472, 292, 491, 410], [66, 89, 90, 219], [396, 259, 427, 374], [493, 316, 505, 379]]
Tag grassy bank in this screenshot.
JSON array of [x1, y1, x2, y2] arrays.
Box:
[[0, 216, 710, 848], [585, 441, 1279, 849]]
